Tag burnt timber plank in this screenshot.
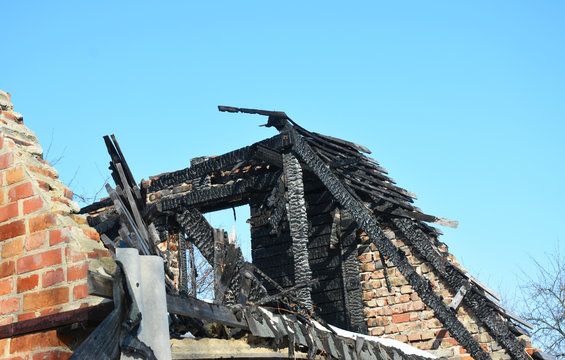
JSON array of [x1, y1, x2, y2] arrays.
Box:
[[148, 134, 290, 192], [281, 121, 492, 360], [159, 171, 281, 214], [0, 302, 113, 339], [177, 208, 215, 264], [339, 209, 367, 334], [392, 217, 530, 360]]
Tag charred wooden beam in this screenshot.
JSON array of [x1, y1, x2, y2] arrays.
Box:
[[214, 229, 228, 303], [177, 209, 267, 305], [79, 197, 113, 214], [338, 209, 367, 334], [148, 134, 290, 192], [188, 242, 197, 297], [177, 209, 215, 264], [159, 171, 281, 214], [0, 302, 113, 339], [392, 217, 531, 360], [280, 121, 491, 360], [178, 231, 189, 294], [283, 152, 313, 311]]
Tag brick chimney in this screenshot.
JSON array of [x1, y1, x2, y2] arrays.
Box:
[[0, 91, 113, 359]]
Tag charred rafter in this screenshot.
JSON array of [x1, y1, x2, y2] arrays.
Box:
[[148, 134, 291, 192]]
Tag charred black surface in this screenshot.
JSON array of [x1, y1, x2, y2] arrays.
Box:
[[283, 152, 313, 310], [149, 134, 291, 192], [160, 171, 281, 213]]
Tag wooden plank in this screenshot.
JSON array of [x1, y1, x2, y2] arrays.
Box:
[[87, 271, 248, 329], [166, 294, 248, 329], [448, 281, 471, 310], [0, 301, 113, 339], [115, 163, 150, 243]]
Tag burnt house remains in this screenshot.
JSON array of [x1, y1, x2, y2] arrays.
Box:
[[0, 93, 546, 359]]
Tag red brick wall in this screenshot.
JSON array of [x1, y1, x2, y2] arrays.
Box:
[[0, 92, 113, 358], [359, 227, 535, 359]]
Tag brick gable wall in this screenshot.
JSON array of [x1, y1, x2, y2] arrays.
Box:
[[0, 91, 113, 359]]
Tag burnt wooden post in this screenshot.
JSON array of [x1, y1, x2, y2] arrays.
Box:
[[188, 242, 197, 297], [282, 152, 313, 311], [213, 229, 227, 303], [338, 209, 367, 334], [178, 231, 188, 294]]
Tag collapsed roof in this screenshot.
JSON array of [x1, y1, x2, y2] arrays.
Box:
[[79, 106, 537, 360]]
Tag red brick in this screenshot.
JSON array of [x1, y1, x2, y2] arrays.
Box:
[[0, 338, 8, 357], [394, 334, 408, 342], [6, 166, 24, 185], [25, 164, 57, 179], [37, 180, 50, 192], [0, 297, 20, 315], [87, 249, 111, 259], [0, 278, 13, 295], [392, 313, 411, 323], [0, 153, 14, 170], [17, 249, 62, 274], [0, 203, 19, 223], [49, 229, 68, 246], [42, 268, 64, 288], [63, 188, 73, 200], [0, 111, 16, 122], [0, 260, 15, 278], [28, 213, 57, 233], [0, 190, 5, 205], [65, 246, 85, 263], [1, 237, 23, 258], [23, 196, 44, 215], [39, 307, 60, 317], [70, 214, 87, 225], [17, 312, 36, 321], [0, 220, 26, 241], [408, 332, 421, 342], [9, 330, 62, 354], [82, 228, 100, 241], [8, 182, 34, 202], [22, 287, 69, 311], [358, 253, 373, 263], [24, 232, 47, 251], [73, 284, 87, 300], [67, 263, 87, 282], [17, 274, 39, 293], [360, 262, 376, 272]]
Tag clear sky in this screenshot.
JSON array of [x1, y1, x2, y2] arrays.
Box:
[[3, 1, 564, 308]]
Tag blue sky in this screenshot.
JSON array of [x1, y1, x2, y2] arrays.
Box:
[[3, 1, 564, 306]]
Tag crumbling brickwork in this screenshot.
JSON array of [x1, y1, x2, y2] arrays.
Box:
[[0, 91, 113, 358], [359, 226, 535, 359]]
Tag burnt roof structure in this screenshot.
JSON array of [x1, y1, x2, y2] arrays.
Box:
[[77, 106, 540, 359]]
